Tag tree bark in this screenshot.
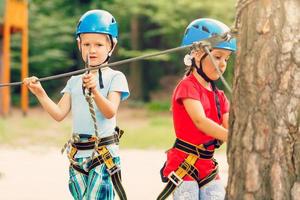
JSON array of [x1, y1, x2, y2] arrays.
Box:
[[226, 0, 300, 199]]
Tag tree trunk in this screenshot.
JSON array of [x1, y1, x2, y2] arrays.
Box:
[[226, 0, 300, 199], [129, 15, 143, 100]]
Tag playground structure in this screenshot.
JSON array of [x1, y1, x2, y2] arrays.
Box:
[[0, 0, 28, 116]]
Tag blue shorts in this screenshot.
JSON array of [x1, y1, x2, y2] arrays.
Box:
[[173, 179, 225, 200], [68, 157, 120, 200]]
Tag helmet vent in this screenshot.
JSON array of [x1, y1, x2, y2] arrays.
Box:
[[77, 21, 82, 29], [202, 26, 210, 33], [112, 18, 115, 23], [192, 24, 199, 29], [184, 29, 190, 36]]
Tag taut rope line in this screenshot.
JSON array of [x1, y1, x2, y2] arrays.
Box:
[[0, 32, 235, 93]]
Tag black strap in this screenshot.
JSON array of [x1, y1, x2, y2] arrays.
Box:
[[192, 54, 222, 120], [72, 154, 127, 200], [72, 134, 120, 150], [70, 125, 127, 200], [70, 163, 88, 176], [72, 127, 123, 150], [160, 162, 168, 182], [88, 155, 105, 171], [157, 158, 200, 200], [193, 54, 213, 83], [211, 82, 221, 120], [157, 159, 218, 200], [202, 139, 222, 149], [173, 138, 214, 159], [111, 170, 127, 200], [198, 160, 218, 188], [98, 68, 104, 89], [157, 182, 177, 200], [158, 138, 220, 200]]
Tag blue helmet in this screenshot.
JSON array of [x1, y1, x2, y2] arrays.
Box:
[[76, 10, 118, 40], [181, 18, 236, 52]]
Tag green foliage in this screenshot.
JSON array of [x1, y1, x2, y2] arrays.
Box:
[[146, 101, 171, 112], [120, 114, 175, 149], [0, 108, 175, 149], [8, 0, 236, 104]]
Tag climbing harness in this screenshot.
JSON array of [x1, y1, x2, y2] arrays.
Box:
[[157, 139, 221, 200], [61, 54, 127, 200]]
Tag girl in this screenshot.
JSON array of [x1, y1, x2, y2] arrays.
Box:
[[158, 18, 236, 200]]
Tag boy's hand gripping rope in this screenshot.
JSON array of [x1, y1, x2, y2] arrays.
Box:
[[61, 54, 100, 167], [82, 54, 101, 165]]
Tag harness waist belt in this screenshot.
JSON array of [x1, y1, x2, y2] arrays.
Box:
[[72, 134, 120, 150], [72, 127, 123, 150], [173, 138, 214, 159]]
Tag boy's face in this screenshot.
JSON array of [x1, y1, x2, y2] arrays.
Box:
[[78, 33, 112, 66], [196, 49, 232, 81]]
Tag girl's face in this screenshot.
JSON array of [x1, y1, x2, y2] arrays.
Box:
[[78, 33, 112, 66], [195, 49, 232, 81]]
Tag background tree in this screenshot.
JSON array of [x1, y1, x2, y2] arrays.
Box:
[[8, 0, 236, 104], [226, 0, 300, 199]]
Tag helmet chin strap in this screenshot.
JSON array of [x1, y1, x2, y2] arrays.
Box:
[[95, 38, 116, 89], [191, 53, 221, 120], [192, 53, 213, 83]]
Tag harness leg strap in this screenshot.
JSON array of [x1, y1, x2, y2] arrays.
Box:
[[157, 154, 197, 200], [97, 146, 127, 200]]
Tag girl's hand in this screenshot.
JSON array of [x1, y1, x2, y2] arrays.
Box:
[[23, 76, 45, 96], [82, 73, 97, 93]]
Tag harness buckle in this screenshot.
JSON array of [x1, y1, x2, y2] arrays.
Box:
[[195, 148, 202, 158], [180, 161, 191, 172], [98, 147, 116, 169], [168, 171, 183, 186], [195, 144, 206, 157], [107, 165, 121, 175]]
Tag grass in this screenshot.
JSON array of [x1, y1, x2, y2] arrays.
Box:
[[119, 114, 175, 149], [0, 106, 226, 152], [0, 107, 175, 149], [0, 110, 70, 147]]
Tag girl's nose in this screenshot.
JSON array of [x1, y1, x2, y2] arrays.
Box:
[[219, 59, 227, 69]]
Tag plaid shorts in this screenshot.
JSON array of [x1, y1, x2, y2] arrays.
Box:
[[68, 157, 120, 200]]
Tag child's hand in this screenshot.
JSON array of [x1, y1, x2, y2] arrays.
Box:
[[82, 73, 97, 93], [23, 76, 45, 96]]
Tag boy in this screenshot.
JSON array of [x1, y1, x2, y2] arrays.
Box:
[[24, 10, 129, 200]]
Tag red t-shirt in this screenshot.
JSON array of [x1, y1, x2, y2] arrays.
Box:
[[163, 74, 229, 180]]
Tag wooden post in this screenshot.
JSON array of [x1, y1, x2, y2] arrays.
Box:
[[0, 0, 29, 116], [21, 0, 28, 115], [2, 0, 11, 116], [0, 36, 3, 115]]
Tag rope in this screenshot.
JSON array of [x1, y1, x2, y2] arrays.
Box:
[[82, 54, 101, 165], [0, 32, 232, 88], [82, 54, 99, 138], [85, 95, 99, 135], [203, 46, 233, 93], [61, 54, 102, 167]]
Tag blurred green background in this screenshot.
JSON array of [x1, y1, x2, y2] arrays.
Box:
[[1, 0, 235, 150]]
